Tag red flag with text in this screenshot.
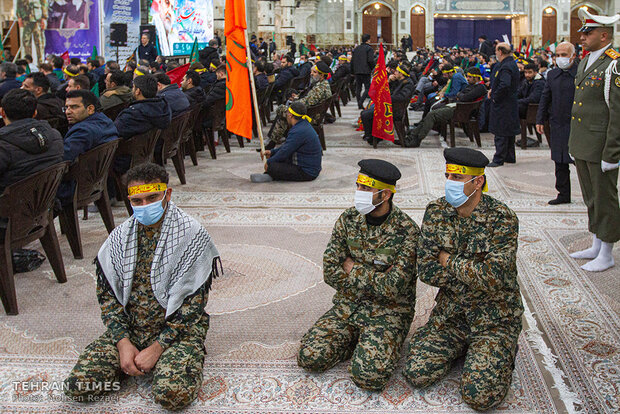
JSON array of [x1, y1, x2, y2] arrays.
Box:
[[367, 43, 394, 142], [225, 0, 252, 139], [61, 51, 70, 66]]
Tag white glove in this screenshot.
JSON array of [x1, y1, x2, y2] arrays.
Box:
[[601, 160, 620, 172]]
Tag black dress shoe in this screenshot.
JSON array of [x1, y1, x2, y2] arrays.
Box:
[[487, 162, 503, 167], [548, 197, 571, 205], [256, 141, 276, 152]]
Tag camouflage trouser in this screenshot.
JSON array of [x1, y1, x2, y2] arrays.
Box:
[[21, 22, 44, 62], [298, 304, 413, 391], [268, 104, 289, 144], [64, 328, 206, 410], [403, 314, 520, 411]]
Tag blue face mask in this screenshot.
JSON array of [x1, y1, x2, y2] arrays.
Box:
[[445, 177, 476, 208], [132, 198, 166, 226]]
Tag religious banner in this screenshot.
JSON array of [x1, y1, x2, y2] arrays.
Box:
[[149, 0, 213, 56], [368, 43, 394, 142], [224, 0, 252, 139], [102, 0, 140, 63], [43, 0, 101, 61]]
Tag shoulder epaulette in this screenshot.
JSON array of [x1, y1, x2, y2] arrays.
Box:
[[605, 49, 620, 60]]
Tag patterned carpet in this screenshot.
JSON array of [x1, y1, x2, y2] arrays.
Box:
[[0, 104, 618, 413]]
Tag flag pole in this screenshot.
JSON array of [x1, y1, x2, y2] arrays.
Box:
[[242, 4, 266, 166]]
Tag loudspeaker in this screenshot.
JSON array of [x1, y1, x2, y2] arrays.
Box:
[[139, 25, 157, 45], [286, 35, 293, 45], [110, 23, 127, 47]]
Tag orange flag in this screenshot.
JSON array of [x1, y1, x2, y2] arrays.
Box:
[[368, 43, 394, 142], [225, 0, 252, 139]]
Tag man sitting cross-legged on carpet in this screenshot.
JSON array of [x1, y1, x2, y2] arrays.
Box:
[[64, 163, 222, 410], [403, 148, 523, 411], [251, 101, 322, 183], [404, 67, 487, 148], [298, 159, 419, 391], [265, 61, 332, 150]]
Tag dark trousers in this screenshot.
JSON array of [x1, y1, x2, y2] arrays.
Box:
[[267, 162, 316, 182], [492, 135, 516, 164], [355, 74, 371, 109], [554, 162, 571, 201], [361, 106, 374, 138]]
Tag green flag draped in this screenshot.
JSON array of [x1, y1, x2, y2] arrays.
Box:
[[189, 38, 199, 64], [91, 46, 98, 60]]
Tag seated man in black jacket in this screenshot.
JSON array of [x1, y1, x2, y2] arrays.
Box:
[[114, 74, 172, 173], [405, 67, 487, 147], [360, 63, 415, 145], [21, 72, 64, 121], [203, 65, 226, 128], [181, 70, 206, 106], [253, 61, 269, 91], [273, 55, 299, 103], [518, 62, 545, 118], [332, 55, 351, 83], [154, 73, 190, 117], [0, 89, 64, 195]]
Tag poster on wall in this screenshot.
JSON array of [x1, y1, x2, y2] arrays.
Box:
[[149, 0, 213, 56], [38, 0, 101, 61], [103, 0, 140, 63]]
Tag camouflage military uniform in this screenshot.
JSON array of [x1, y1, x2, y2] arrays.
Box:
[[65, 223, 210, 410], [16, 0, 47, 61], [269, 79, 332, 144], [403, 194, 523, 411], [298, 205, 419, 391]]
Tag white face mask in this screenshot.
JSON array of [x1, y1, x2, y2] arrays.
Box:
[[556, 57, 573, 70], [354, 189, 385, 215]]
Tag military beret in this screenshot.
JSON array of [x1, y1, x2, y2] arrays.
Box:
[[358, 159, 401, 185], [315, 61, 330, 75], [443, 147, 489, 169]]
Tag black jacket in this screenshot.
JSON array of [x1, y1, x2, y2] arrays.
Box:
[[274, 66, 300, 90], [200, 71, 217, 90], [456, 82, 487, 102], [332, 63, 351, 82], [46, 73, 61, 93], [351, 43, 375, 75], [389, 78, 415, 104], [158, 84, 190, 117], [199, 46, 219, 68], [0, 77, 22, 101], [489, 56, 521, 136], [114, 97, 172, 139], [479, 40, 494, 58], [536, 65, 578, 163], [138, 43, 157, 63], [517, 75, 545, 114], [184, 86, 206, 106], [35, 93, 65, 121], [0, 118, 64, 194], [298, 61, 313, 79], [205, 79, 226, 107], [255, 73, 269, 91]]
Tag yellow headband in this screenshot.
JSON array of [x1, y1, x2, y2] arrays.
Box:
[[468, 73, 483, 80], [128, 183, 167, 196], [288, 107, 312, 122], [210, 62, 217, 69], [442, 68, 455, 74], [338, 56, 348, 61], [314, 65, 328, 75], [397, 66, 410, 77], [134, 69, 145, 76], [194, 68, 206, 73], [446, 164, 488, 192], [356, 174, 396, 193], [63, 68, 77, 77]]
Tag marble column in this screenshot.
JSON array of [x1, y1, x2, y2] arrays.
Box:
[[531, 0, 542, 48], [556, 0, 571, 43], [425, 0, 434, 49], [213, 0, 225, 38], [343, 0, 355, 44], [276, 0, 296, 53], [257, 0, 276, 45]]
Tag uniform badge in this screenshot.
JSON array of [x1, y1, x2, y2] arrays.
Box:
[[616, 77, 620, 88]]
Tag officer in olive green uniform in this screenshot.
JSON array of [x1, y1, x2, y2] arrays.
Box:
[[16, 0, 47, 62], [298, 159, 419, 391], [403, 148, 523, 411], [568, 9, 620, 273], [267, 61, 332, 147]]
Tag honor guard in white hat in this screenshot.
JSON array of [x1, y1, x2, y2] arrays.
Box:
[[568, 8, 620, 272]]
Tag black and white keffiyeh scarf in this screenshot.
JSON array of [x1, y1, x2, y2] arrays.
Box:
[[97, 201, 221, 318]]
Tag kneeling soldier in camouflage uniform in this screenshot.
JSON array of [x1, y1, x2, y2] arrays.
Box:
[[298, 159, 419, 391], [64, 163, 221, 410], [265, 61, 332, 149], [403, 148, 523, 411]]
